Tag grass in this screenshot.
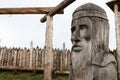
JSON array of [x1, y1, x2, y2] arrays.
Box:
[[0, 70, 68, 80], [0, 70, 119, 80]]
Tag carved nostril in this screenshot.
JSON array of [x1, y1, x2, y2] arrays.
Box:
[[75, 39, 80, 43]]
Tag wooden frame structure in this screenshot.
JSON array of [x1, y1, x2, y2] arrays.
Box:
[[41, 0, 76, 80], [0, 0, 76, 80]]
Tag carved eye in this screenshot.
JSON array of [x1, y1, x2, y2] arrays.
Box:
[[79, 25, 88, 30], [71, 26, 76, 33]]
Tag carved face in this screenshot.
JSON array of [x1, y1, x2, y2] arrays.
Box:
[[71, 17, 93, 73], [71, 17, 92, 53]]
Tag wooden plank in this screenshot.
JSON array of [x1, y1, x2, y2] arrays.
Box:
[[1, 48, 4, 66], [38, 49, 41, 67], [44, 15, 53, 80], [0, 7, 63, 14], [30, 41, 33, 68], [41, 49, 45, 68], [32, 49, 36, 68], [60, 50, 63, 71], [0, 66, 44, 71], [36, 47, 39, 68], [13, 50, 17, 68], [40, 0, 76, 23], [55, 71, 69, 75]]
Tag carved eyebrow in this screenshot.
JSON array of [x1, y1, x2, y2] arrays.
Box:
[[79, 24, 88, 30], [71, 26, 75, 33]]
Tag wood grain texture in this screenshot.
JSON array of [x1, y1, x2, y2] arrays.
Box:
[[114, 4, 120, 77], [0, 7, 63, 14], [44, 15, 53, 80], [40, 0, 76, 22], [70, 3, 117, 80]]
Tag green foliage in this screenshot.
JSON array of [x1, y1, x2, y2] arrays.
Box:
[[0, 71, 68, 80]]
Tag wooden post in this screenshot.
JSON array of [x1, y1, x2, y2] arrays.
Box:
[[60, 50, 63, 71], [13, 50, 17, 68], [114, 3, 120, 77], [44, 15, 53, 80], [63, 42, 67, 69], [106, 0, 120, 77], [30, 41, 33, 68]]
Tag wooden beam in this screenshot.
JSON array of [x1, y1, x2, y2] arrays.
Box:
[[106, 0, 120, 12], [55, 71, 69, 75], [0, 7, 63, 14], [0, 66, 44, 71], [40, 0, 76, 23]]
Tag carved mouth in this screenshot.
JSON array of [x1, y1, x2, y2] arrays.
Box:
[[72, 45, 82, 52]]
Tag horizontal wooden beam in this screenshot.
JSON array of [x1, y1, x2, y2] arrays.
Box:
[[40, 0, 76, 23], [0, 7, 63, 14], [0, 66, 44, 71], [55, 71, 69, 75]]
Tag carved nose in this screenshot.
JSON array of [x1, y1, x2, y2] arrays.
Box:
[[74, 30, 81, 43]]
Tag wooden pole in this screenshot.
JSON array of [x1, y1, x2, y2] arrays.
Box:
[[114, 3, 120, 77], [0, 7, 63, 14], [63, 42, 67, 68], [106, 0, 120, 77], [44, 15, 53, 80], [30, 41, 33, 68], [40, 0, 76, 23]]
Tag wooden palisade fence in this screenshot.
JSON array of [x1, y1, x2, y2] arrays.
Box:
[[0, 46, 70, 73]]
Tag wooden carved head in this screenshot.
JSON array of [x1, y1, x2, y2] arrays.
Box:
[[71, 3, 109, 77]]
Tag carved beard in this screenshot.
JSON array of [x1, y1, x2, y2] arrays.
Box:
[[71, 40, 92, 77]]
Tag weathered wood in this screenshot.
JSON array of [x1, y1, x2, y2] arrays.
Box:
[[0, 47, 71, 73], [13, 50, 17, 67], [41, 49, 45, 68], [44, 15, 53, 80], [38, 49, 41, 67], [36, 47, 39, 68], [0, 7, 63, 14], [60, 50, 63, 71], [0, 48, 2, 66], [70, 3, 117, 80], [114, 3, 120, 77], [63, 42, 67, 68], [32, 49, 36, 68], [22, 48, 26, 67], [27, 50, 30, 67], [55, 71, 69, 75], [107, 1, 120, 78], [30, 41, 33, 68], [40, 0, 76, 23], [19, 49, 22, 67], [7, 48, 11, 67], [18, 49, 20, 67], [67, 50, 70, 69], [106, 0, 120, 12], [0, 66, 44, 71]]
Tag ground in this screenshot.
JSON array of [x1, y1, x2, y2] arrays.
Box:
[[0, 70, 68, 80]]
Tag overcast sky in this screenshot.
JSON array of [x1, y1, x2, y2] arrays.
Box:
[[0, 0, 116, 50]]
